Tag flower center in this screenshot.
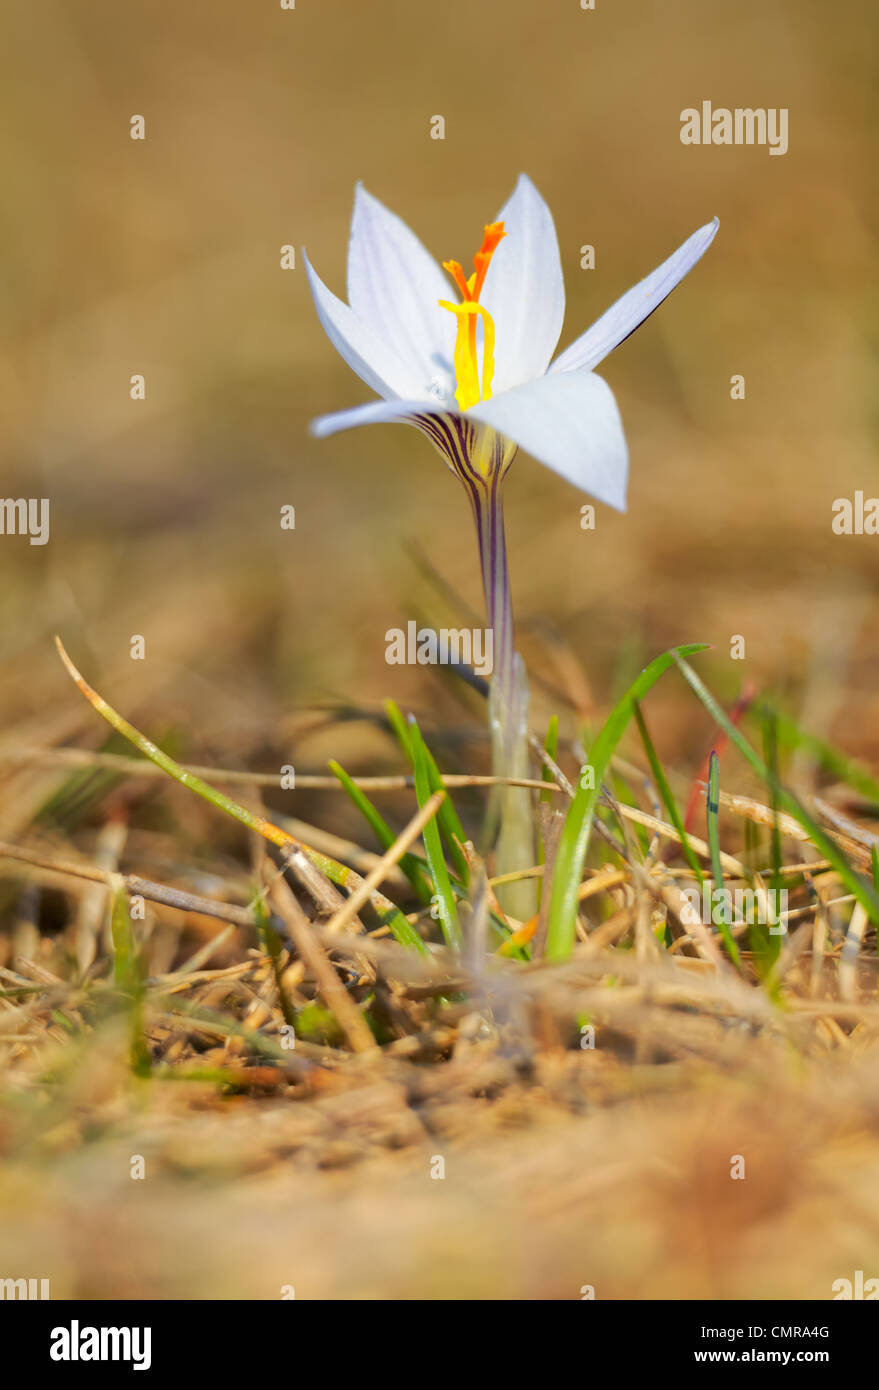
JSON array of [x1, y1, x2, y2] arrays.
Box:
[[439, 221, 505, 412]]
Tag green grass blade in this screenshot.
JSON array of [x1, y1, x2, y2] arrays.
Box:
[[706, 752, 744, 969], [674, 654, 879, 926], [385, 699, 469, 886], [385, 701, 514, 946], [540, 715, 559, 808], [762, 709, 784, 891], [633, 700, 704, 883], [537, 714, 560, 905], [329, 759, 433, 904], [766, 706, 879, 805], [408, 716, 462, 953], [384, 698, 413, 760], [55, 638, 423, 952], [545, 643, 710, 961]]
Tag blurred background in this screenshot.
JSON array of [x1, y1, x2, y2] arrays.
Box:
[[0, 0, 877, 1304], [0, 0, 876, 785]]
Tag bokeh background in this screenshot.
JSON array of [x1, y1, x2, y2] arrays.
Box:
[[1, 0, 878, 1302], [1, 0, 876, 782]]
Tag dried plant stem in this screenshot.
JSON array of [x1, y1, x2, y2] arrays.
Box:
[[52, 637, 425, 949], [269, 876, 376, 1053], [1, 745, 560, 794]]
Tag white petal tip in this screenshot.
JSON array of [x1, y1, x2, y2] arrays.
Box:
[[697, 217, 720, 250]]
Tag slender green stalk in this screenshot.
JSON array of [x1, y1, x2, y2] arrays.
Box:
[[706, 752, 743, 969]]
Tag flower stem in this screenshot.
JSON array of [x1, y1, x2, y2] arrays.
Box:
[[469, 474, 536, 921]]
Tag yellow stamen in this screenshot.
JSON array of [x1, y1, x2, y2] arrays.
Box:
[[440, 221, 505, 412], [438, 301, 497, 413]]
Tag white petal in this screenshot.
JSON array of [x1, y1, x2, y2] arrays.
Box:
[[478, 174, 565, 394], [551, 218, 719, 375], [303, 251, 423, 400], [310, 397, 435, 439], [467, 370, 629, 511], [347, 184, 456, 397]]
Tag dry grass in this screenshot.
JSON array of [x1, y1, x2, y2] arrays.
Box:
[[0, 0, 875, 1303], [2, 652, 879, 1299]]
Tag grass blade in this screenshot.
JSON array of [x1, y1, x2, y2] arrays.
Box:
[[674, 653, 879, 926], [539, 715, 559, 809], [329, 759, 433, 904], [545, 643, 709, 961], [706, 752, 744, 969], [385, 698, 469, 886], [633, 700, 704, 883], [767, 706, 879, 805], [537, 714, 560, 906], [408, 716, 462, 953], [54, 637, 421, 950]]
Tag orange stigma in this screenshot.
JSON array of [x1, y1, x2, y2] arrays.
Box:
[[439, 221, 505, 411]]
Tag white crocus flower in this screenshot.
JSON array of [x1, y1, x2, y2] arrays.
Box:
[[305, 174, 718, 513], [304, 176, 717, 922]]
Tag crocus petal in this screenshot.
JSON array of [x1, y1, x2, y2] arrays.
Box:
[[303, 251, 424, 400], [478, 174, 565, 394], [467, 369, 629, 512], [550, 218, 719, 375], [347, 184, 456, 398], [310, 396, 436, 439]]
